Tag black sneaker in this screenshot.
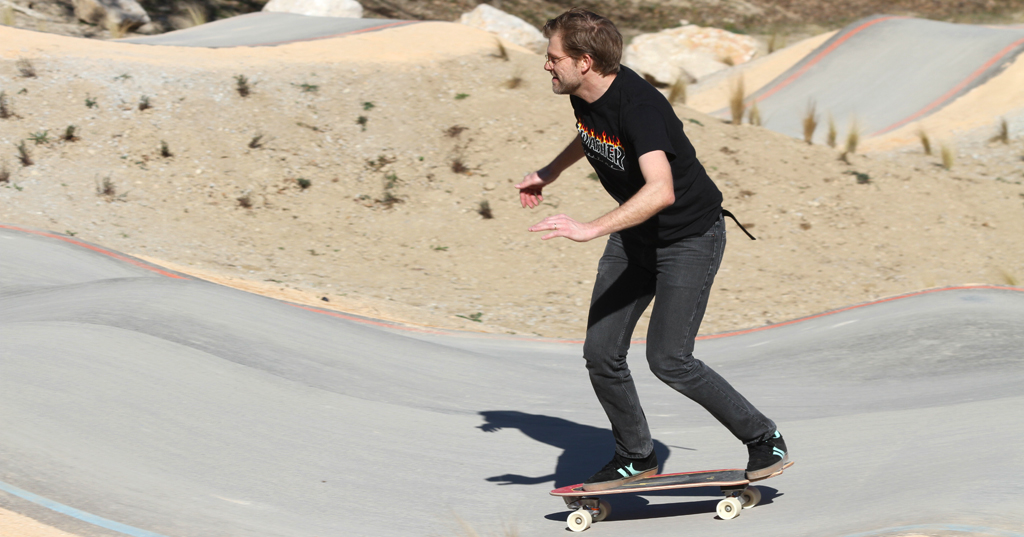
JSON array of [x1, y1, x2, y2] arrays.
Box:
[[582, 451, 658, 492], [746, 430, 789, 480]]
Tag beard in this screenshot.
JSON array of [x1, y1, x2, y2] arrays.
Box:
[[551, 73, 581, 95]]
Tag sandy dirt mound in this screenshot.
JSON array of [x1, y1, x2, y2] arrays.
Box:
[[1, 22, 1023, 346]]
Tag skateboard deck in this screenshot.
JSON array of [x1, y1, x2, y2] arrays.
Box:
[[551, 461, 793, 531]]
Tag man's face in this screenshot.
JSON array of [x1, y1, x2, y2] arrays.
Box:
[[545, 33, 582, 95]]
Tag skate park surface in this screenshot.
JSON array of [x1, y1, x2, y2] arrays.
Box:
[[2, 226, 1023, 537], [3, 11, 1024, 537]]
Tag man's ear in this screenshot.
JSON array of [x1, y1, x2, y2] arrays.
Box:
[[578, 54, 594, 74]]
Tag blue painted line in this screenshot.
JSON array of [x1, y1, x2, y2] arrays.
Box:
[[0, 479, 171, 537], [844, 524, 1024, 537]]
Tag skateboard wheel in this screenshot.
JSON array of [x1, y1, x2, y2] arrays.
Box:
[[567, 508, 593, 532], [594, 500, 611, 522], [717, 497, 742, 520], [740, 487, 762, 508]]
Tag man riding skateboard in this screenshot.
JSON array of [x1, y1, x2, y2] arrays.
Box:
[[515, 8, 789, 493]]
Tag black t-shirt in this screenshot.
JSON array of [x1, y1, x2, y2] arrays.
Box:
[[570, 65, 722, 245]]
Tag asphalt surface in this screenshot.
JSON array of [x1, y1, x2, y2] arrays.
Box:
[[713, 15, 1024, 142], [120, 12, 414, 48], [2, 223, 1023, 537]]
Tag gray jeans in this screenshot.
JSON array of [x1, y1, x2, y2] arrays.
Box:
[[582, 215, 775, 458]]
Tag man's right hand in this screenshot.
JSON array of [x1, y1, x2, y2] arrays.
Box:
[[515, 170, 554, 208]]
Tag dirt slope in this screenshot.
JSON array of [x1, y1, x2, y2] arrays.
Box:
[[3, 23, 1023, 341]]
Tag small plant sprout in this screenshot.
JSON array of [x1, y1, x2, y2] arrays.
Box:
[[138, 95, 152, 111], [298, 82, 319, 93], [917, 127, 932, 155], [991, 118, 1009, 144], [492, 39, 510, 61], [96, 175, 116, 197], [844, 117, 861, 155], [940, 142, 955, 170], [296, 178, 312, 189], [362, 102, 375, 111], [29, 131, 49, 145], [17, 58, 36, 78], [456, 312, 484, 323], [114, 73, 131, 81], [729, 76, 745, 125], [455, 93, 470, 100], [248, 134, 265, 149], [845, 170, 871, 184], [802, 99, 818, 144], [384, 172, 399, 190], [160, 140, 173, 157], [0, 91, 12, 119], [356, 115, 368, 131], [234, 75, 251, 97], [61, 125, 80, 142], [748, 100, 762, 126], [85, 95, 97, 108], [826, 114, 837, 148], [668, 78, 687, 105], [17, 141, 33, 166]]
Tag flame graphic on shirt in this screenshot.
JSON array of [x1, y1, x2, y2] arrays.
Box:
[[577, 118, 625, 171]]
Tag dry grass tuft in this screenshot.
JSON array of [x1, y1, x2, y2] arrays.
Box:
[[492, 39, 509, 61], [183, 2, 207, 27], [446, 125, 468, 138], [747, 99, 761, 126], [0, 162, 9, 183], [478, 200, 493, 219], [106, 19, 133, 38], [917, 127, 932, 155], [17, 141, 32, 166], [990, 117, 1009, 144], [0, 91, 12, 119], [802, 99, 818, 144], [17, 58, 36, 78], [668, 78, 687, 105], [96, 175, 116, 197], [504, 70, 523, 89], [729, 76, 745, 126], [826, 114, 837, 148], [844, 117, 860, 154], [940, 142, 955, 170], [2, 5, 15, 26]]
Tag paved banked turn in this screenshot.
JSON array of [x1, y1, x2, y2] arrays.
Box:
[[717, 15, 1024, 143], [120, 12, 413, 48], [1, 224, 1023, 537]]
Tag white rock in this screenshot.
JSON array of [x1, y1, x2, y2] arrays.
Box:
[[73, 0, 151, 30], [459, 4, 546, 54], [263, 0, 363, 18], [623, 23, 759, 85]]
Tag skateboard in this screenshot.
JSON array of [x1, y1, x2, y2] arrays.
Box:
[[550, 461, 794, 532]]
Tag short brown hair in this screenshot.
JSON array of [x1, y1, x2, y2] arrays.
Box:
[[542, 8, 622, 75]]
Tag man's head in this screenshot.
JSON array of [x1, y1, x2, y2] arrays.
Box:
[[541, 9, 621, 96], [542, 9, 622, 75]]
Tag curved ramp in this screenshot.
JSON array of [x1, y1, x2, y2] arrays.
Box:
[[714, 15, 1024, 143], [2, 224, 1023, 536], [120, 12, 415, 48]]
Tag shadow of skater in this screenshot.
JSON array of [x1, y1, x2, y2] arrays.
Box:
[[478, 410, 671, 488]]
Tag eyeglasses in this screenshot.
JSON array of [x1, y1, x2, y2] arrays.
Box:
[[544, 53, 571, 66]]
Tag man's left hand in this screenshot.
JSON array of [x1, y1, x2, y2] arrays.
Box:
[[528, 214, 599, 242]]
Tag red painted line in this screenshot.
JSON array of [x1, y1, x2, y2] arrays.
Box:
[[871, 35, 1024, 136], [253, 21, 416, 47], [0, 224, 187, 279], [751, 16, 902, 105], [696, 284, 1024, 340]]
